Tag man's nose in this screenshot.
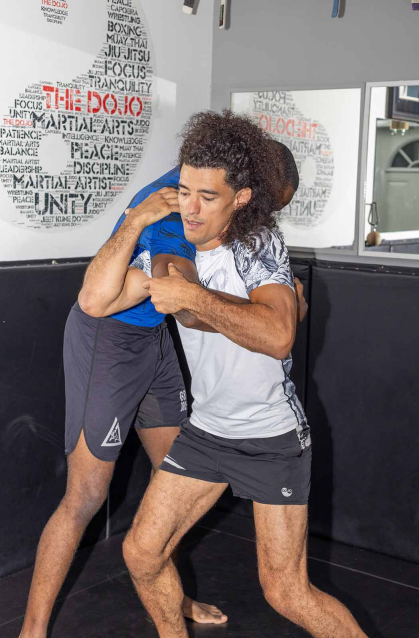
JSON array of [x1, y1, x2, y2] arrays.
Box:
[[186, 196, 200, 216]]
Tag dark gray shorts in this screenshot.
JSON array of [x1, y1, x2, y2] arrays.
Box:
[[160, 419, 312, 505], [64, 303, 187, 462]]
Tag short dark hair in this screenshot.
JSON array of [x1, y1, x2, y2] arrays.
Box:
[[178, 109, 284, 250], [271, 140, 299, 192]]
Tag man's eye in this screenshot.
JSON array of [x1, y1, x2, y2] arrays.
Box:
[[179, 191, 188, 197], [203, 197, 214, 202]]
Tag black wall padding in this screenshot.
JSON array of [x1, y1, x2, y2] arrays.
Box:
[[307, 265, 419, 563], [216, 259, 312, 518], [0, 264, 107, 577], [2, 257, 419, 577]]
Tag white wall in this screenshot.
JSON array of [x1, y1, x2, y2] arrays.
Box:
[[4, 0, 419, 261], [140, 0, 213, 175], [210, 0, 419, 259], [211, 0, 419, 108], [0, 0, 214, 261]]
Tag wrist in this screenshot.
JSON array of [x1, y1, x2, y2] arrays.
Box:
[[182, 283, 206, 314], [123, 213, 147, 237]]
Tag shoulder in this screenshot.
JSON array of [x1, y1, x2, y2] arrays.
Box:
[[145, 213, 184, 238], [142, 213, 196, 261], [232, 229, 293, 293], [255, 228, 290, 265], [232, 228, 287, 267]]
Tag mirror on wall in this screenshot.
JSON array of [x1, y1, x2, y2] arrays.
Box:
[[231, 88, 362, 251], [365, 85, 419, 256]]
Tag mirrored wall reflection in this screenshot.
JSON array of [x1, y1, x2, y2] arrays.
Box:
[[365, 85, 419, 255], [231, 88, 361, 250]]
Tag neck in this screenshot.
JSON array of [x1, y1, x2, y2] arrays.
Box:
[[196, 238, 223, 251]]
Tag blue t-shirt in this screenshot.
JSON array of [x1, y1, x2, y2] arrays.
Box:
[[109, 167, 196, 327]]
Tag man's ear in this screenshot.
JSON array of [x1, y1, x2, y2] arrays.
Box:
[[235, 187, 252, 209]]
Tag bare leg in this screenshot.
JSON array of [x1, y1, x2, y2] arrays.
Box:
[[123, 470, 227, 638], [20, 431, 115, 638], [136, 426, 228, 625], [254, 503, 368, 638], [135, 426, 179, 473]]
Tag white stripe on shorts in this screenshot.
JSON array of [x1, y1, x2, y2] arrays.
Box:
[[163, 455, 185, 470]]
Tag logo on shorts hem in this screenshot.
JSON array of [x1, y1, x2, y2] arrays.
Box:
[[281, 487, 293, 498], [163, 455, 185, 470], [180, 390, 187, 412], [101, 417, 122, 447]]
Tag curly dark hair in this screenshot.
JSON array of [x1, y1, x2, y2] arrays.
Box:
[[178, 109, 286, 250]]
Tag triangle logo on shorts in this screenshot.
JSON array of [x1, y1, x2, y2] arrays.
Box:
[[101, 417, 122, 447]]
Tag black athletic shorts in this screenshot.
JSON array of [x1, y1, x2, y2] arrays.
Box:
[[64, 303, 187, 462], [160, 419, 312, 505]]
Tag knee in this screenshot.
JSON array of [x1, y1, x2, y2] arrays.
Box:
[[122, 525, 167, 579], [62, 482, 108, 524], [122, 528, 140, 571], [260, 571, 305, 621]]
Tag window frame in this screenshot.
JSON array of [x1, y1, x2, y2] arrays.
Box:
[[358, 80, 419, 265]]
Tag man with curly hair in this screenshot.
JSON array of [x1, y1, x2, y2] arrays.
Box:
[[122, 111, 368, 638], [19, 113, 310, 636]]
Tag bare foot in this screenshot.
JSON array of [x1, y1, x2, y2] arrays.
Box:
[[182, 595, 228, 624]]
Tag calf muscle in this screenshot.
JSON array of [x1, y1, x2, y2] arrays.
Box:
[[20, 432, 114, 638], [254, 503, 367, 638], [123, 471, 227, 638]]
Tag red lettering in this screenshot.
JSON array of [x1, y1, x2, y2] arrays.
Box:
[[308, 122, 318, 140], [87, 91, 102, 114], [117, 95, 128, 116], [275, 118, 285, 135], [3, 118, 32, 126], [285, 119, 295, 137], [73, 89, 81, 113], [42, 85, 55, 109], [103, 93, 118, 115], [296, 120, 304, 138], [258, 114, 270, 132], [129, 96, 143, 117]]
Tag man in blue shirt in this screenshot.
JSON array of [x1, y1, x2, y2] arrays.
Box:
[[19, 169, 228, 638]]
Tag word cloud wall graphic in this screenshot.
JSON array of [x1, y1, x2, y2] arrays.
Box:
[[0, 0, 154, 235], [232, 89, 361, 249], [254, 91, 334, 229]]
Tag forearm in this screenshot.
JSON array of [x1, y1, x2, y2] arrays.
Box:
[[98, 268, 150, 317], [183, 286, 294, 359], [174, 289, 250, 332], [79, 217, 145, 314], [174, 310, 217, 332]]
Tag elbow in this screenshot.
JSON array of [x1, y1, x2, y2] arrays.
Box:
[[78, 291, 106, 318], [271, 333, 295, 361], [273, 347, 291, 361], [174, 311, 201, 329], [186, 316, 201, 329], [181, 316, 200, 329]]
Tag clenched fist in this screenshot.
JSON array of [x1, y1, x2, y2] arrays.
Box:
[[143, 263, 193, 315]]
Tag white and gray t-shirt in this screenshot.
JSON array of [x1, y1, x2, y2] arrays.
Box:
[[177, 230, 310, 443]]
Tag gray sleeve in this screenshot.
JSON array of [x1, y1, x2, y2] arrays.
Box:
[[130, 250, 152, 277], [233, 231, 295, 295]]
